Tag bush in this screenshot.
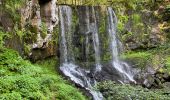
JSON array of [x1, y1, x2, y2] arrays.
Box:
[[0, 48, 86, 100], [97, 81, 170, 100]]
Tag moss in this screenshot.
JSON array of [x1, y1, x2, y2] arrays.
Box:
[[3, 0, 26, 23], [120, 51, 152, 69], [0, 48, 86, 100], [132, 14, 142, 25], [161, 56, 170, 75], [40, 22, 48, 39], [0, 29, 10, 48], [165, 57, 170, 69], [23, 43, 31, 56]]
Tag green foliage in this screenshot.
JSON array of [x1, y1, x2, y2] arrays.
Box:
[[132, 14, 142, 24], [165, 57, 170, 68], [165, 4, 170, 12], [97, 81, 170, 100], [3, 0, 26, 22], [120, 51, 152, 68], [23, 43, 31, 56], [0, 29, 10, 48], [162, 56, 170, 75], [35, 57, 59, 74], [122, 31, 133, 41], [117, 15, 129, 33], [40, 22, 48, 39], [14, 25, 25, 41], [0, 48, 86, 100]]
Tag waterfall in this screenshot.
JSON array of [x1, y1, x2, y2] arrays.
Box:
[[59, 6, 103, 100], [59, 6, 71, 63], [78, 6, 102, 71], [91, 7, 102, 72], [59, 5, 136, 100], [107, 7, 136, 83]]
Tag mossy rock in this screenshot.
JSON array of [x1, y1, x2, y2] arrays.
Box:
[[120, 51, 152, 69]]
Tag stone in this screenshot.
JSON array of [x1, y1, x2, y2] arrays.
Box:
[[20, 0, 59, 60], [94, 62, 133, 83], [40, 0, 58, 33], [149, 26, 165, 46], [30, 42, 57, 61], [0, 13, 14, 31]]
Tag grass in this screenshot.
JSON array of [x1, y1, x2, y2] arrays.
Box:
[[34, 57, 59, 75], [0, 48, 86, 100]]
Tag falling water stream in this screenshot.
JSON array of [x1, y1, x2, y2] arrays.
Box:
[[107, 7, 136, 83], [91, 7, 102, 72]]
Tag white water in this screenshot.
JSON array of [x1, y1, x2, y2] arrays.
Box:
[[91, 7, 102, 72], [107, 7, 136, 83], [59, 6, 103, 100], [59, 5, 73, 63]]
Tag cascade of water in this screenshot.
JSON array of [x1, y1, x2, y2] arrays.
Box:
[[107, 7, 136, 83], [59, 6, 70, 63], [59, 6, 103, 100], [85, 6, 90, 63], [91, 7, 102, 72]]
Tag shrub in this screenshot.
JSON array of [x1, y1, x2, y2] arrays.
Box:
[[0, 48, 86, 99], [97, 81, 170, 100]]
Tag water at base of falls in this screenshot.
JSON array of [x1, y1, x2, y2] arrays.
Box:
[[60, 63, 103, 100], [112, 61, 136, 83]]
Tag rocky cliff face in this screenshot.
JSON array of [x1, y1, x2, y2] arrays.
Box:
[[0, 0, 59, 60], [1, 0, 170, 61], [115, 2, 170, 50]]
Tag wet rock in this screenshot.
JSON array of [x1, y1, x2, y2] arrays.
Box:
[[94, 62, 122, 83], [93, 62, 136, 84]]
